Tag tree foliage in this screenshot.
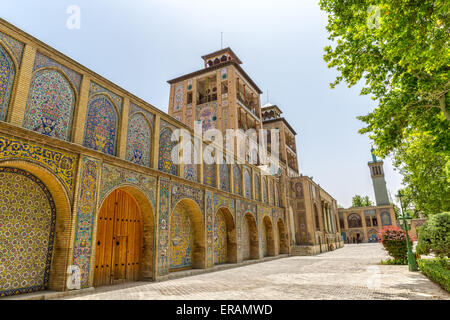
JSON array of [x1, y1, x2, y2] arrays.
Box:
[[416, 212, 450, 258], [351, 195, 373, 207], [319, 0, 450, 214]]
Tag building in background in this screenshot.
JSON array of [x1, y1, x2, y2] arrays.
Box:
[[338, 151, 397, 243]]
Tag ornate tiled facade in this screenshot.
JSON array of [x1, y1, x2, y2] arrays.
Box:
[[0, 20, 347, 296]]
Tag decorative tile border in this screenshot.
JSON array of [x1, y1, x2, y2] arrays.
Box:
[[72, 156, 101, 288], [157, 178, 171, 276], [0, 30, 24, 65], [0, 134, 78, 199], [206, 190, 214, 267]]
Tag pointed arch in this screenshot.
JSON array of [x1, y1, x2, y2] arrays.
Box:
[[0, 161, 72, 295], [244, 168, 252, 199], [169, 198, 205, 270], [0, 42, 16, 122], [23, 68, 77, 141], [241, 212, 259, 260], [277, 218, 289, 254], [233, 165, 242, 195], [254, 172, 261, 201], [183, 138, 198, 182], [262, 216, 275, 257], [158, 127, 178, 175], [126, 112, 152, 167], [219, 156, 230, 192], [214, 207, 237, 264], [83, 93, 119, 155], [262, 177, 268, 203]]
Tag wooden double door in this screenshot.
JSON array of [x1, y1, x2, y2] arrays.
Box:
[[94, 189, 143, 287]]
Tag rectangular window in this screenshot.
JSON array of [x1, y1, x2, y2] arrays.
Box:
[[221, 81, 228, 94], [372, 217, 378, 226]]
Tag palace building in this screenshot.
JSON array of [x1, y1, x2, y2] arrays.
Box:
[[0, 18, 342, 297]]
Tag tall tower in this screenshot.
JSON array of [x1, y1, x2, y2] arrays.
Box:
[[167, 47, 263, 136], [368, 148, 390, 206]]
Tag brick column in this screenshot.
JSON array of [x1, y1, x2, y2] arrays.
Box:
[[72, 75, 90, 144], [117, 97, 130, 159], [9, 44, 36, 126], [152, 114, 161, 170]]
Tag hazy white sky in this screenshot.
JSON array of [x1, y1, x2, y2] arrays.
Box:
[[1, 0, 404, 207]]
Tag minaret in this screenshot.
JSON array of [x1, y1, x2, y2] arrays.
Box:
[[368, 148, 390, 206]]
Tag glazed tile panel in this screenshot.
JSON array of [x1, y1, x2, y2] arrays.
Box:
[[83, 94, 118, 156], [23, 69, 75, 141], [214, 210, 227, 264], [126, 112, 152, 167], [169, 205, 193, 269], [0, 167, 56, 297], [0, 44, 15, 121]]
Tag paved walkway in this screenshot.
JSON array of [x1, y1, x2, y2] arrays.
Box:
[[64, 244, 449, 300]]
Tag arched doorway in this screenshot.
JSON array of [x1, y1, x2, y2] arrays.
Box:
[[262, 216, 275, 257], [241, 212, 259, 260], [0, 167, 56, 296], [277, 219, 289, 254], [214, 207, 237, 265], [169, 199, 205, 271], [94, 189, 143, 286]]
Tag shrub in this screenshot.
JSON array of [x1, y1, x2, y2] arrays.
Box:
[[416, 212, 450, 258], [417, 258, 450, 292], [379, 226, 412, 263]]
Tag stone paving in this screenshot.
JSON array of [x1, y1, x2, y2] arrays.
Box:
[[64, 244, 449, 300]]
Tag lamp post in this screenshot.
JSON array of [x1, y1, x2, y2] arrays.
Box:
[[397, 190, 418, 272]]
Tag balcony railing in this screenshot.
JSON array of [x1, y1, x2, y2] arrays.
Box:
[[236, 92, 257, 114], [197, 94, 217, 105]]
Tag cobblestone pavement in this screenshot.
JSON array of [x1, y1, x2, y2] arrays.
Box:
[[65, 244, 449, 300]]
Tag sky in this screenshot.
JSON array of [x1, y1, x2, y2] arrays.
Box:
[[1, 0, 404, 207]]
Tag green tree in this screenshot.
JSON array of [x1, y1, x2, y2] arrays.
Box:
[[394, 134, 450, 215], [351, 195, 373, 207], [319, 0, 450, 214], [416, 212, 450, 258]]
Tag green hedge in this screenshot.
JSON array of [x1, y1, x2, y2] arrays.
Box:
[[417, 258, 450, 292]]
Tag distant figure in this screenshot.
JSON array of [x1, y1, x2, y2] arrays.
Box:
[[356, 234, 361, 244]]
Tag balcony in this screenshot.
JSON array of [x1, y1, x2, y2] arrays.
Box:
[[197, 93, 217, 105]]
